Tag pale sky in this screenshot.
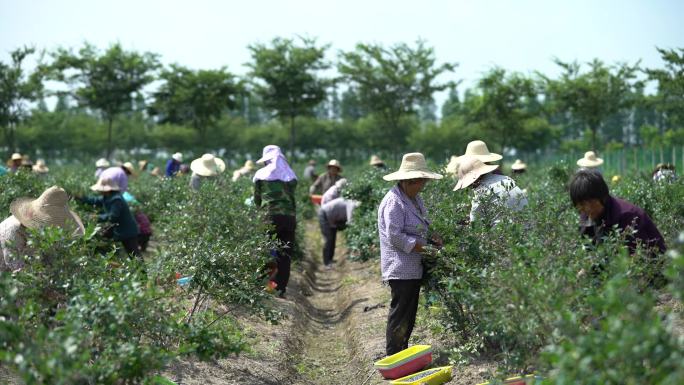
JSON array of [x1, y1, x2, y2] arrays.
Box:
[[1, 0, 683, 108]]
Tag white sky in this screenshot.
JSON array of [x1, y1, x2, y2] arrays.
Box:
[[1, 0, 683, 109]]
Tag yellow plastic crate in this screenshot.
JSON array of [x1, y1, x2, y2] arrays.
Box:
[[390, 366, 452, 385], [476, 374, 542, 385]]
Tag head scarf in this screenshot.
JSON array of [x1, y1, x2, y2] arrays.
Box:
[[253, 145, 297, 182]]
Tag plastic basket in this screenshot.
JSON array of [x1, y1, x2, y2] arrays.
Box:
[[374, 345, 432, 379], [390, 366, 453, 385], [310, 194, 323, 205]]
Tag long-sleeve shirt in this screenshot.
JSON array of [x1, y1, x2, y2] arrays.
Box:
[[321, 184, 342, 205], [309, 173, 341, 195], [470, 173, 528, 223], [254, 179, 297, 218], [378, 185, 430, 281], [81, 193, 139, 241], [320, 198, 357, 227], [99, 167, 129, 192], [580, 196, 666, 255], [166, 159, 181, 177], [0, 215, 28, 272]]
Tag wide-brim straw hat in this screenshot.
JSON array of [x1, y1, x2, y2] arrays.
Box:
[[370, 155, 384, 166], [327, 159, 342, 171], [511, 159, 527, 171], [10, 186, 85, 235], [445, 155, 459, 174], [191, 154, 226, 177], [457, 140, 502, 163], [383, 153, 443, 181], [257, 145, 282, 164], [32, 160, 49, 173], [91, 177, 121, 192], [244, 160, 255, 171], [121, 162, 137, 176], [454, 157, 499, 191], [95, 158, 110, 168], [11, 153, 22, 161], [577, 151, 603, 168], [172, 152, 183, 162]]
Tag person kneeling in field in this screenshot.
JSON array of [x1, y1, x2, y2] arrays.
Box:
[[318, 197, 359, 269], [321, 178, 347, 205], [454, 157, 528, 224], [570, 169, 666, 256]]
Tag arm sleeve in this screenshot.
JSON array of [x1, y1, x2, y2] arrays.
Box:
[[101, 199, 124, 223], [289, 180, 297, 211], [383, 200, 417, 254], [80, 195, 104, 207], [165, 160, 173, 177], [309, 176, 321, 194]]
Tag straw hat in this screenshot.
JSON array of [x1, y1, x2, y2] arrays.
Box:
[[327, 159, 342, 171], [172, 152, 183, 162], [150, 167, 161, 178], [257, 145, 282, 164], [383, 153, 443, 181], [577, 151, 603, 168], [190, 154, 226, 177], [244, 160, 255, 171], [453, 157, 499, 191], [457, 140, 502, 163], [445, 156, 459, 174], [90, 177, 121, 192], [122, 162, 137, 176], [95, 158, 110, 168], [11, 153, 22, 161], [511, 159, 527, 171], [369, 155, 384, 166], [138, 160, 149, 171], [32, 159, 49, 174], [9, 186, 85, 235]]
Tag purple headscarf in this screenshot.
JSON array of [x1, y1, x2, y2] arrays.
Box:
[[253, 145, 297, 182]]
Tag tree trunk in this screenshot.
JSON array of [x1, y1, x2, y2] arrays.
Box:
[[590, 126, 597, 151], [106, 117, 114, 160], [289, 115, 296, 159]]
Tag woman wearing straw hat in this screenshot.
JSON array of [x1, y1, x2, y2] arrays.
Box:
[[253, 145, 298, 297], [99, 162, 136, 192], [511, 159, 527, 175], [8, 153, 23, 173], [231, 160, 256, 182], [79, 177, 141, 258], [1, 186, 85, 272], [577, 151, 603, 171], [189, 154, 226, 190], [454, 157, 528, 224], [377, 152, 443, 355], [95, 158, 110, 178], [309, 159, 343, 195], [166, 152, 184, 178], [32, 159, 49, 175]]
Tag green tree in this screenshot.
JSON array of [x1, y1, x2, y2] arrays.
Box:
[[645, 47, 684, 132], [246, 37, 331, 156], [0, 46, 43, 154], [149, 64, 240, 143], [338, 40, 456, 152], [542, 59, 640, 150], [46, 43, 159, 158]]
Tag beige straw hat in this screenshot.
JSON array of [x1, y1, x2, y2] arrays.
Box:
[[122, 162, 137, 176], [511, 159, 527, 171], [9, 186, 85, 235], [577, 151, 603, 168], [369, 155, 384, 166], [327, 159, 342, 170], [32, 159, 49, 174], [11, 153, 22, 161], [90, 177, 121, 192], [445, 155, 459, 174], [457, 140, 502, 163], [244, 160, 255, 171], [453, 157, 499, 191], [191, 154, 226, 177], [95, 158, 110, 168], [383, 153, 443, 181]]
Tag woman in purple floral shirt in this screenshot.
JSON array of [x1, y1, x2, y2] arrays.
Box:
[[377, 152, 443, 356]]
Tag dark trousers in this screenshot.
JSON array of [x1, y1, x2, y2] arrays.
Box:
[[386, 279, 422, 356], [121, 237, 141, 259], [138, 234, 151, 252], [269, 215, 296, 294], [318, 211, 337, 266]]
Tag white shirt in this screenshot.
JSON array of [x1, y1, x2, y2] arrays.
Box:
[[0, 215, 28, 271], [470, 174, 528, 223]]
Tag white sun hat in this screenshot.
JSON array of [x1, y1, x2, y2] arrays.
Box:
[[577, 151, 603, 168], [383, 152, 443, 181], [453, 157, 499, 191], [10, 186, 85, 235], [32, 159, 49, 174], [95, 158, 110, 168], [90, 177, 121, 192], [511, 159, 527, 171], [11, 153, 22, 161], [172, 152, 183, 162], [191, 154, 226, 177], [457, 140, 502, 163]]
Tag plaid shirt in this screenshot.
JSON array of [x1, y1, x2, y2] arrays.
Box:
[[378, 185, 430, 281]]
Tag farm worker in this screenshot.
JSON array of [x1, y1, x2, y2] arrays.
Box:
[[20, 154, 33, 171], [570, 169, 666, 256], [8, 153, 22, 173], [370, 155, 386, 170], [454, 157, 528, 224], [79, 177, 141, 259], [577, 151, 603, 171], [165, 152, 183, 177], [0, 165, 7, 177], [189, 154, 225, 191], [95, 158, 110, 178], [319, 197, 359, 269], [321, 178, 347, 205], [123, 192, 153, 253], [309, 159, 342, 195], [377, 152, 443, 355], [511, 159, 527, 175], [445, 155, 459, 179], [303, 159, 318, 182], [253, 144, 297, 298], [99, 162, 136, 192], [32, 159, 49, 175], [652, 163, 676, 183], [231, 160, 256, 182], [1, 186, 85, 272]]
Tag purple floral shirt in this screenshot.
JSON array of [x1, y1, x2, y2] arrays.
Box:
[[378, 185, 430, 281]]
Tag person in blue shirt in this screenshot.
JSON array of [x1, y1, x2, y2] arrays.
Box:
[[165, 152, 183, 177]]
